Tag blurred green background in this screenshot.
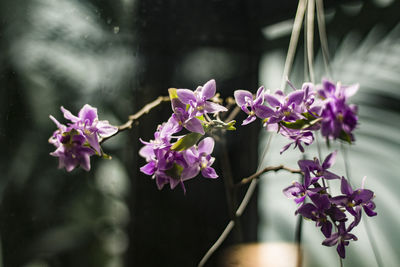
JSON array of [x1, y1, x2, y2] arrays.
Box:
[[0, 0, 399, 266]]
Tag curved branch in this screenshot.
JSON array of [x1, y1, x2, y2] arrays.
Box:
[[100, 96, 170, 143], [235, 165, 302, 188], [198, 164, 302, 267]]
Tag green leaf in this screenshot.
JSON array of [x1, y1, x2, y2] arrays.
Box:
[[339, 130, 352, 144], [302, 112, 317, 120], [196, 115, 206, 122], [102, 153, 112, 160], [300, 118, 322, 130], [168, 88, 178, 99], [171, 132, 203, 151], [225, 120, 236, 130], [281, 119, 308, 129], [165, 163, 184, 180]]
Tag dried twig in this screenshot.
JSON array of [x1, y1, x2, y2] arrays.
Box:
[[100, 96, 170, 143], [235, 165, 302, 188]]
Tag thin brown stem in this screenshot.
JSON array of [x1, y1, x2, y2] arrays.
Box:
[[224, 106, 241, 124], [220, 135, 243, 241], [235, 165, 302, 188], [100, 96, 170, 143]]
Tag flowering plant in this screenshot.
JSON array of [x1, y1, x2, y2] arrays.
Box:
[[49, 78, 377, 263], [48, 0, 379, 265]]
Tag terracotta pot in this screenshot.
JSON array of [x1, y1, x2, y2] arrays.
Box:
[[219, 242, 303, 267]]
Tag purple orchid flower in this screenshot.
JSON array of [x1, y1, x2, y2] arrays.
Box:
[[140, 146, 188, 191], [330, 177, 377, 219], [138, 118, 179, 162], [302, 82, 322, 116], [234, 87, 274, 125], [298, 151, 340, 180], [49, 104, 117, 172], [170, 96, 205, 134], [171, 107, 205, 135], [317, 79, 359, 101], [49, 117, 95, 172], [182, 137, 218, 179], [322, 221, 358, 259], [283, 167, 323, 204], [60, 104, 118, 154], [264, 89, 305, 124], [297, 193, 334, 238], [279, 129, 314, 154], [317, 80, 359, 141], [176, 79, 227, 117], [139, 134, 219, 193]]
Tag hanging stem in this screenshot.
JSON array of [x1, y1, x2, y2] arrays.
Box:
[[316, 0, 332, 78], [280, 0, 308, 91], [363, 219, 384, 267], [307, 0, 315, 83], [295, 172, 304, 267], [197, 133, 274, 267], [197, 181, 257, 267], [220, 134, 243, 241], [341, 144, 383, 267]]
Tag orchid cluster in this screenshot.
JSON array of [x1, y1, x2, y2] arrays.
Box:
[[235, 78, 377, 258], [234, 79, 359, 154], [139, 79, 231, 192], [48, 77, 377, 261], [49, 104, 118, 172], [283, 151, 377, 258]]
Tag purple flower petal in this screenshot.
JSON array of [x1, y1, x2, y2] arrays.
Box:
[[61, 106, 79, 123], [242, 115, 257, 126], [177, 89, 196, 104], [85, 132, 101, 154], [337, 241, 346, 259], [96, 121, 118, 137], [323, 170, 341, 180], [265, 94, 281, 108], [201, 167, 218, 179], [322, 233, 339, 247], [204, 101, 228, 113], [234, 90, 253, 107], [198, 137, 214, 155], [322, 151, 337, 170], [287, 90, 304, 106], [184, 117, 205, 134], [280, 142, 292, 154], [343, 83, 359, 98], [297, 203, 317, 218], [341, 177, 353, 196], [255, 105, 274, 119], [181, 165, 200, 180], [140, 161, 156, 175], [321, 221, 333, 238], [201, 79, 216, 100], [80, 152, 91, 171], [78, 104, 98, 124], [49, 115, 65, 130]]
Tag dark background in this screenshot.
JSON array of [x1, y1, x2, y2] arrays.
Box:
[[1, 0, 399, 266]]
